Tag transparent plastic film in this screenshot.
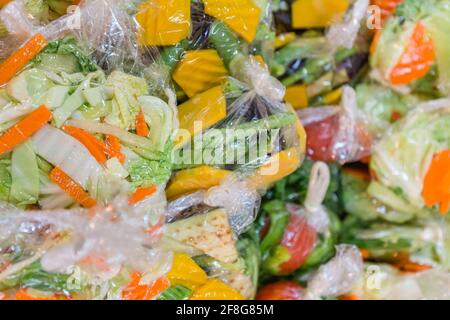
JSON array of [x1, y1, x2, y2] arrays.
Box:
[[0, 202, 172, 300], [370, 98, 450, 217], [0, 0, 177, 217], [299, 85, 374, 164], [261, 161, 339, 276], [304, 244, 364, 300], [350, 264, 450, 300]]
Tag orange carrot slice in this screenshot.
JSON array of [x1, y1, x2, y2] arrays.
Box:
[[50, 167, 97, 208], [135, 109, 149, 137], [0, 0, 12, 8], [370, 29, 382, 54], [14, 289, 59, 300], [390, 22, 435, 86], [0, 105, 52, 155], [371, 0, 403, 24], [129, 185, 157, 204], [105, 134, 125, 163], [422, 150, 450, 214], [63, 125, 107, 164], [0, 33, 48, 86], [122, 272, 170, 300]]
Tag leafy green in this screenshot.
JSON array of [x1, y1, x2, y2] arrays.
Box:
[[158, 285, 192, 300], [0, 261, 69, 292], [34, 37, 98, 73], [0, 159, 11, 202], [127, 142, 172, 188], [9, 142, 39, 207]]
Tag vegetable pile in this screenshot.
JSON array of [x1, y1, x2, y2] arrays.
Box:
[[0, 0, 450, 300]]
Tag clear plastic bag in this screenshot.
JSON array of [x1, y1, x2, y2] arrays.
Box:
[[260, 161, 340, 276], [0, 202, 172, 300], [0, 0, 177, 219], [299, 85, 374, 164]]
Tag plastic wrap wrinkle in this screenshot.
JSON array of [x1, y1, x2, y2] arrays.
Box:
[[204, 173, 261, 235], [0, 200, 172, 277], [305, 245, 364, 299]]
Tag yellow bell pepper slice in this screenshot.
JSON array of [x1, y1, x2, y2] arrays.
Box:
[[190, 279, 245, 300], [203, 0, 261, 43], [166, 165, 232, 200], [136, 0, 191, 46], [275, 32, 297, 49], [175, 85, 227, 148], [291, 0, 349, 29], [172, 49, 229, 98], [248, 147, 302, 190], [166, 253, 208, 290], [323, 87, 343, 105], [285, 84, 309, 109]]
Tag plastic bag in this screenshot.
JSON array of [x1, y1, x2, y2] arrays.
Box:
[[369, 0, 450, 96], [255, 244, 363, 300], [369, 98, 450, 217], [0, 202, 172, 300], [350, 264, 450, 300], [161, 173, 262, 299], [270, 0, 370, 110], [259, 161, 340, 276], [298, 85, 374, 164], [0, 0, 177, 220]]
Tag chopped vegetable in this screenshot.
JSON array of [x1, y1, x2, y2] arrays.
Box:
[[49, 167, 97, 208], [0, 33, 48, 86], [190, 279, 245, 300], [128, 185, 157, 204], [0, 105, 52, 155]]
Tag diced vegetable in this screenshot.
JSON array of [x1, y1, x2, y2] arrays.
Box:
[[203, 0, 261, 43], [136, 0, 191, 46], [165, 208, 238, 263], [49, 167, 97, 208], [190, 279, 245, 300], [135, 109, 149, 137], [0, 105, 52, 155], [256, 281, 304, 300], [122, 273, 170, 300], [291, 0, 349, 29], [128, 185, 157, 204], [284, 84, 308, 109], [166, 165, 232, 200], [63, 125, 107, 164], [0, 33, 48, 86], [172, 50, 229, 97], [175, 85, 227, 148], [166, 253, 208, 290]]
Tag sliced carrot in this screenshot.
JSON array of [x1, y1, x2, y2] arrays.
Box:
[[370, 29, 382, 54], [394, 260, 432, 273], [0, 0, 11, 8], [0, 33, 48, 86], [129, 185, 157, 204], [340, 294, 360, 300], [390, 22, 435, 86], [360, 248, 370, 260], [371, 0, 403, 24], [422, 150, 450, 214], [105, 134, 125, 163], [50, 167, 97, 208], [0, 105, 52, 155], [135, 109, 149, 137], [122, 272, 170, 300], [14, 289, 59, 300], [63, 125, 107, 164]]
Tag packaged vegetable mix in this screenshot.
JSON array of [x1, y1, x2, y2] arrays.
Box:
[[0, 0, 177, 225]]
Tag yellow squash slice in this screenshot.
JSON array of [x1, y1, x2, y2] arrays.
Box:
[[136, 0, 191, 46], [190, 279, 245, 300], [166, 253, 208, 290], [291, 0, 349, 29], [165, 208, 239, 264], [172, 49, 228, 97], [285, 84, 309, 109], [166, 165, 232, 200], [175, 85, 227, 147], [203, 0, 261, 43]]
